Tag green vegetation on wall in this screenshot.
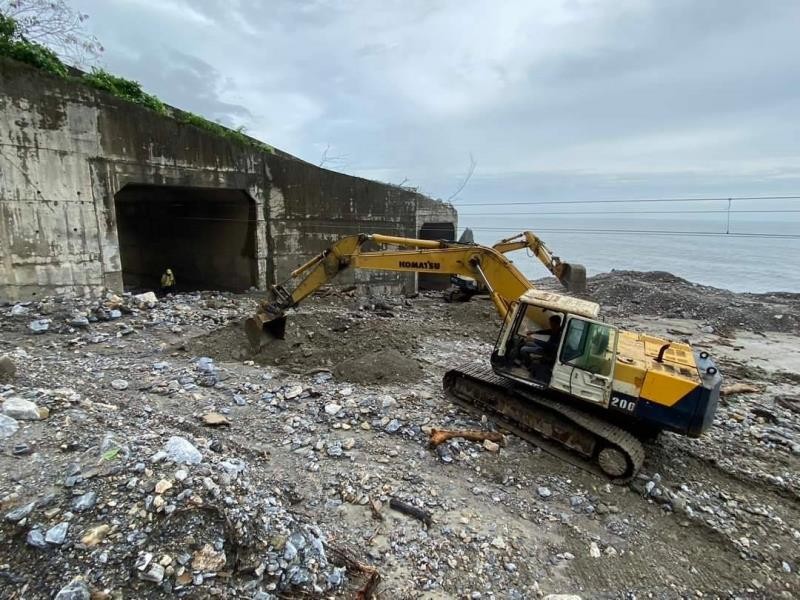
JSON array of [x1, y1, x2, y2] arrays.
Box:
[[82, 69, 167, 115], [0, 14, 67, 77], [0, 14, 272, 153]]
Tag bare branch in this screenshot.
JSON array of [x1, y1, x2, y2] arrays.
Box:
[[1, 0, 103, 67], [318, 143, 349, 169], [446, 152, 476, 202]]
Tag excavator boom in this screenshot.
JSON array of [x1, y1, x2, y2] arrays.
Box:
[[245, 231, 577, 348]]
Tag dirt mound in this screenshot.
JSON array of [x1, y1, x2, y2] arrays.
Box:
[[182, 303, 427, 384], [587, 270, 800, 334], [333, 348, 423, 384], [183, 321, 254, 362]]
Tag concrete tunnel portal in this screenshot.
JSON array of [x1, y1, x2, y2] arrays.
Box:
[[114, 184, 258, 293]]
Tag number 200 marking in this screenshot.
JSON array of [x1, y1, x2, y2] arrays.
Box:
[[611, 396, 636, 412]]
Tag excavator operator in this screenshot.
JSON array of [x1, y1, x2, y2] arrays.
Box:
[[520, 314, 563, 375]]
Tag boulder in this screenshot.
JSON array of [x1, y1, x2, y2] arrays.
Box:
[[2, 397, 42, 421]]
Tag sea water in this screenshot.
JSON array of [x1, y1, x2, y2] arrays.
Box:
[[463, 216, 800, 293]]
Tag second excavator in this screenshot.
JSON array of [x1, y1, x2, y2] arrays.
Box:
[[245, 232, 721, 483]]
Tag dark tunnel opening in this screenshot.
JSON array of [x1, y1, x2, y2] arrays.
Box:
[[418, 221, 456, 290], [114, 184, 258, 293]]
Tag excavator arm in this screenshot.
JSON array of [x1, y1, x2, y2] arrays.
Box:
[[246, 232, 562, 348], [493, 232, 586, 293]]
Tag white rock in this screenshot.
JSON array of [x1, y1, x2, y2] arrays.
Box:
[[220, 459, 246, 477], [537, 486, 552, 499], [491, 536, 506, 549], [10, 304, 29, 316], [339, 387, 353, 396], [0, 414, 19, 438], [111, 379, 129, 391], [54, 577, 90, 600], [324, 403, 342, 416], [284, 385, 303, 400], [133, 291, 158, 308], [380, 395, 397, 409], [164, 436, 202, 465], [196, 357, 215, 373], [28, 319, 50, 333], [2, 397, 41, 421], [589, 541, 601, 558], [482, 439, 500, 453]]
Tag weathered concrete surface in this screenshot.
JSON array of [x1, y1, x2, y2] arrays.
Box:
[[0, 57, 456, 301]]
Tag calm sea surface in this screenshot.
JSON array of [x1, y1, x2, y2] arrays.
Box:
[[461, 217, 800, 293]]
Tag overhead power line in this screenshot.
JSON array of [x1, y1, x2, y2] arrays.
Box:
[[457, 209, 800, 216], [454, 226, 800, 239], [155, 217, 800, 239], [134, 207, 800, 223], [451, 194, 800, 207]]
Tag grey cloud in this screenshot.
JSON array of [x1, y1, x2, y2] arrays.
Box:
[[72, 0, 800, 205]]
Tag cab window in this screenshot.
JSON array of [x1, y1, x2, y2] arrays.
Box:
[[559, 319, 617, 376]]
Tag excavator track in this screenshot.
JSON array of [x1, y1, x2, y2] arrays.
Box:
[[443, 363, 645, 484]]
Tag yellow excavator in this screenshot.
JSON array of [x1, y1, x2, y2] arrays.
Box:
[[245, 232, 721, 482]]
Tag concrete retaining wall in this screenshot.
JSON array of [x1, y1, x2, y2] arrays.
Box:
[[0, 57, 456, 301]]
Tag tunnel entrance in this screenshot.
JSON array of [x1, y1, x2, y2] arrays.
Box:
[[418, 222, 456, 290], [114, 184, 258, 293]]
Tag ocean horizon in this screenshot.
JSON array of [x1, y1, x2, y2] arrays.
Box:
[[460, 216, 800, 293]]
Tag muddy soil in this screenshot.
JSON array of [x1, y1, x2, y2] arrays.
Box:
[[184, 297, 500, 384]]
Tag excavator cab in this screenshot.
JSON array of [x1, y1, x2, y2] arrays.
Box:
[[491, 290, 617, 407]]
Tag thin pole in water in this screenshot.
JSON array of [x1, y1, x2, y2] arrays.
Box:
[[726, 198, 732, 234]]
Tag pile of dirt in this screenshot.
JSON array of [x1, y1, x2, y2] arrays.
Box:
[[182, 304, 428, 384], [586, 270, 800, 334], [333, 348, 423, 384]]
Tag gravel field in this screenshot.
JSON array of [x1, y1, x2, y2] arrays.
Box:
[[0, 272, 798, 599]]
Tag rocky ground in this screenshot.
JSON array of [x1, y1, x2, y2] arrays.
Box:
[[0, 272, 799, 599]]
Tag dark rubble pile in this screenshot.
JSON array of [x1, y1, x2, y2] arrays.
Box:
[[2, 289, 256, 340], [0, 417, 347, 598], [586, 270, 800, 334]]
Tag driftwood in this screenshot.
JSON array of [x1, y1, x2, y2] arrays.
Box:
[[389, 498, 432, 527], [428, 428, 505, 448], [353, 560, 380, 600], [721, 382, 763, 397], [329, 547, 380, 600]]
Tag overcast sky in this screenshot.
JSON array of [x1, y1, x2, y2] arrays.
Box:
[[71, 0, 800, 213]]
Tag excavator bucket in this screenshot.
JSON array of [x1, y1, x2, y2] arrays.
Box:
[[557, 263, 587, 293], [245, 304, 287, 350]]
